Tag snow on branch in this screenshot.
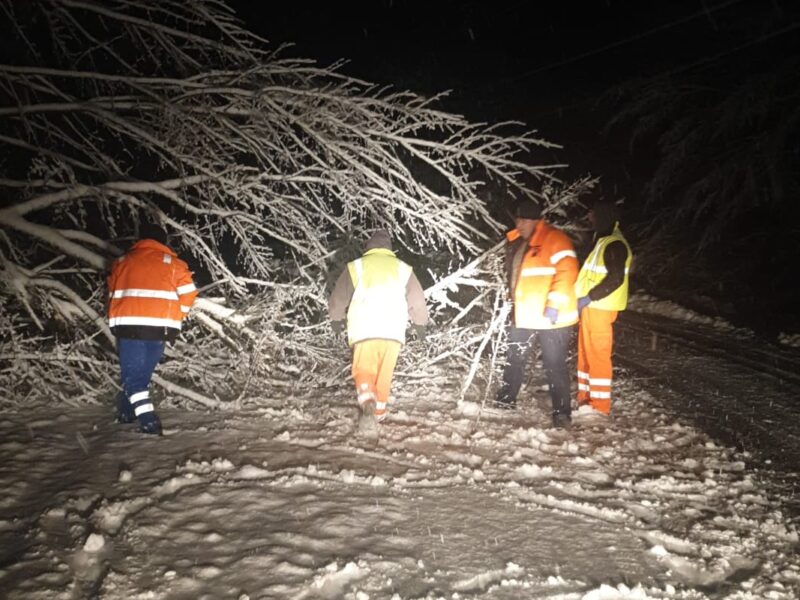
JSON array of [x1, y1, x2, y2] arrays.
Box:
[[0, 0, 576, 408]]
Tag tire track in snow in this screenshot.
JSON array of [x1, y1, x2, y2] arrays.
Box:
[[621, 311, 800, 386], [616, 311, 800, 519]]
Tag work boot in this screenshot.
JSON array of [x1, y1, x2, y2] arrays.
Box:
[[137, 413, 163, 436], [358, 399, 377, 434], [116, 411, 136, 424], [552, 412, 572, 430], [115, 393, 136, 424]]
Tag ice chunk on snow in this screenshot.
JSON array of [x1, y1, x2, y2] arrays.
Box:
[[307, 561, 363, 596], [455, 400, 481, 416], [514, 464, 554, 479], [505, 562, 522, 574], [582, 583, 652, 599], [95, 497, 150, 534], [83, 533, 105, 552], [232, 465, 273, 479], [650, 545, 668, 556]]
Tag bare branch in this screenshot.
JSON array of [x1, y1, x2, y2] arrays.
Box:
[[0, 0, 569, 409]]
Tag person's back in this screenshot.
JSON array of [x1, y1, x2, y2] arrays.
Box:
[[328, 229, 428, 426], [107, 222, 197, 435], [346, 247, 412, 346], [108, 239, 194, 338]]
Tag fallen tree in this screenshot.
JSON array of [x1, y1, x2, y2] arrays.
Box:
[[0, 0, 582, 409]]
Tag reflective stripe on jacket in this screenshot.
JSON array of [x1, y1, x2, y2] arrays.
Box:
[[346, 248, 412, 345], [575, 225, 632, 311], [107, 239, 198, 333], [508, 220, 579, 329]]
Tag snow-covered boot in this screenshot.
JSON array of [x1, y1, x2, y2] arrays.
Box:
[[137, 413, 163, 436], [552, 412, 572, 430], [115, 392, 136, 424], [358, 399, 377, 434]]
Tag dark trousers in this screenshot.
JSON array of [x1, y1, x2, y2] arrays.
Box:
[[497, 325, 572, 416], [117, 338, 165, 424]]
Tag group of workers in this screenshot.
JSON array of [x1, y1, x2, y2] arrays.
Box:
[[496, 198, 632, 428], [106, 197, 631, 435]]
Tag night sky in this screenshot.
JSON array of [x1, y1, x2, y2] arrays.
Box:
[[229, 0, 798, 183]]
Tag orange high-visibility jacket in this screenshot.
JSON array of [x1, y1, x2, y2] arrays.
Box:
[[107, 239, 197, 335], [507, 220, 579, 330]]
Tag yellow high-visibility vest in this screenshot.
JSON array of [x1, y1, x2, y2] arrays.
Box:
[[346, 248, 412, 345], [576, 225, 632, 311]]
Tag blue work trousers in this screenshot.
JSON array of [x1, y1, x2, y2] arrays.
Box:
[[497, 325, 573, 417], [117, 338, 165, 424]]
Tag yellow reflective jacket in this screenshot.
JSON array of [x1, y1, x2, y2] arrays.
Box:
[[575, 225, 632, 311], [346, 248, 413, 345]]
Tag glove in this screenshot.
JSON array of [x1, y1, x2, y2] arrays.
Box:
[[410, 324, 427, 342], [577, 296, 592, 312], [331, 320, 346, 335], [543, 306, 559, 325]]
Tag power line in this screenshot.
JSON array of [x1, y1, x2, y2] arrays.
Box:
[[660, 19, 800, 78], [492, 0, 748, 87], [519, 19, 800, 122]]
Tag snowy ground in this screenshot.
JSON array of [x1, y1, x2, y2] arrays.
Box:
[[1, 341, 799, 600], [618, 297, 800, 483]]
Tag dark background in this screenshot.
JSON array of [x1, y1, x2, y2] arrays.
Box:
[[229, 1, 797, 175], [229, 0, 800, 336]]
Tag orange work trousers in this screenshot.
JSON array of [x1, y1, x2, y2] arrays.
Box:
[[352, 339, 401, 422], [577, 307, 618, 415]]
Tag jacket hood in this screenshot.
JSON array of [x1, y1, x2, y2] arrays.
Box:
[[133, 238, 175, 255], [365, 229, 392, 251]]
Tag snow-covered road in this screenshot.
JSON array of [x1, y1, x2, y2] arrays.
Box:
[[616, 306, 800, 501], [1, 350, 798, 599]]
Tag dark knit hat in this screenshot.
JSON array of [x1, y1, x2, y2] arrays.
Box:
[[140, 220, 168, 245], [365, 229, 392, 251], [591, 199, 619, 236], [515, 201, 542, 220]]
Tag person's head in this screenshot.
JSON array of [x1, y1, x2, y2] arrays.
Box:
[[139, 219, 168, 245], [364, 228, 392, 251], [588, 199, 619, 236], [514, 200, 541, 238]]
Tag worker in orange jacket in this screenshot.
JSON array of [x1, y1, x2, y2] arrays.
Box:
[[107, 221, 198, 435], [496, 201, 579, 428], [575, 199, 632, 415], [328, 230, 429, 430]]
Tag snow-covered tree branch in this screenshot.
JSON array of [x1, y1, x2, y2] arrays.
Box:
[[0, 0, 577, 408]]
